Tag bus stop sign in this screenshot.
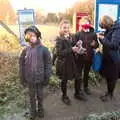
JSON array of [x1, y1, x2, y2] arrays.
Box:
[[18, 9, 35, 46]]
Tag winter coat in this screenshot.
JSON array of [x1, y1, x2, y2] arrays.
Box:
[[19, 45, 52, 86], [74, 27, 99, 62], [55, 35, 78, 80], [99, 20, 120, 80], [100, 20, 120, 63]]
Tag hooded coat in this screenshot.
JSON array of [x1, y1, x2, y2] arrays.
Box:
[[100, 20, 120, 80]]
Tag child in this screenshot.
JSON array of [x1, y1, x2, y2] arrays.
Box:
[[19, 26, 52, 120], [74, 17, 99, 97], [55, 20, 81, 105]]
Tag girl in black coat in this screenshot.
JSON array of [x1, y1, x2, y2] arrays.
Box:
[[74, 17, 99, 97], [55, 20, 80, 105]]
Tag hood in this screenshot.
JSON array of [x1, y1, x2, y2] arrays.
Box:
[[112, 20, 120, 30]]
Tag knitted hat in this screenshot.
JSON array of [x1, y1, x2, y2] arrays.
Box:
[[24, 26, 41, 39]]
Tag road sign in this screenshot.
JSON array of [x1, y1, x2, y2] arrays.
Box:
[[18, 9, 35, 46], [95, 0, 120, 32]]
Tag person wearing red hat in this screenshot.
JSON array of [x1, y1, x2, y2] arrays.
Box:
[[74, 17, 99, 100]]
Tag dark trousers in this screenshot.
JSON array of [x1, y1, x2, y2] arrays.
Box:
[[61, 79, 80, 96], [61, 79, 81, 96], [61, 79, 67, 97], [106, 62, 120, 96], [28, 83, 43, 116], [75, 56, 92, 91], [106, 78, 117, 96]]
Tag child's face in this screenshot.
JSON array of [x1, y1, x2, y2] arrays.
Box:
[[61, 23, 71, 34], [81, 19, 90, 26], [26, 32, 37, 44]]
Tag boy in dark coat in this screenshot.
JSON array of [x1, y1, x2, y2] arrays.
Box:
[[98, 16, 120, 102], [19, 26, 52, 120], [74, 17, 99, 99]]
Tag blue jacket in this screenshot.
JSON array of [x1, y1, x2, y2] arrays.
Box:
[[100, 20, 120, 63]]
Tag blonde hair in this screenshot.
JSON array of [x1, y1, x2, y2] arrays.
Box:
[[80, 16, 91, 25], [59, 19, 71, 35], [99, 15, 114, 29]]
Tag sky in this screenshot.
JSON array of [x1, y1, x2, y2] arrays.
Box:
[[10, 0, 79, 13]]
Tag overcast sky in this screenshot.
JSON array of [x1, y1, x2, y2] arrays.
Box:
[[10, 0, 79, 13]]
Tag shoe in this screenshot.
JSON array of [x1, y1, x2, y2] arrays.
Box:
[[74, 91, 88, 101], [62, 96, 71, 105], [38, 105, 44, 118], [100, 93, 112, 102], [29, 114, 36, 120], [29, 111, 37, 120], [84, 88, 92, 95]]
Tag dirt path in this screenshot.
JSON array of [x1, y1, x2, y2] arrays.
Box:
[[43, 84, 120, 120], [5, 81, 120, 120]]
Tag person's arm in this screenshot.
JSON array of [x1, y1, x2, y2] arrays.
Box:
[[52, 47, 57, 65], [91, 32, 99, 49], [99, 29, 120, 50], [74, 32, 81, 45], [43, 47, 52, 86], [19, 48, 27, 86]]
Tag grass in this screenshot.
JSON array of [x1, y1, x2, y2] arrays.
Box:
[[0, 25, 120, 120], [0, 25, 59, 119]]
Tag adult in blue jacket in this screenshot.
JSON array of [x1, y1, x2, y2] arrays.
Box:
[[98, 15, 120, 102]]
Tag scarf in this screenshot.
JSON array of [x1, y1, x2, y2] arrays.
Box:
[[81, 24, 91, 30], [25, 45, 38, 73]]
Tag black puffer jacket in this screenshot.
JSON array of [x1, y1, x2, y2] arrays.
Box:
[[19, 45, 52, 85]]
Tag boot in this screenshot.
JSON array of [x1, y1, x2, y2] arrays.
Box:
[[74, 91, 87, 101], [61, 96, 71, 105], [84, 88, 92, 95], [38, 104, 44, 118], [29, 112, 37, 120], [100, 93, 112, 102]]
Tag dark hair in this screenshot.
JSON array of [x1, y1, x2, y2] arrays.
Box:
[[24, 26, 42, 39]]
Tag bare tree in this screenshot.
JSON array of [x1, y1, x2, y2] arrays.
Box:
[[0, 0, 16, 24]]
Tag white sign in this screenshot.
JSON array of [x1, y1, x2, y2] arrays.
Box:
[[18, 9, 35, 46], [98, 4, 118, 31]]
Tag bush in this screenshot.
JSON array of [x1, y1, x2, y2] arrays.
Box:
[[82, 111, 120, 120]]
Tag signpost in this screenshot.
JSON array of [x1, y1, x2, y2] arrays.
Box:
[[73, 12, 88, 33], [18, 9, 35, 46], [95, 0, 120, 32], [0, 20, 17, 38]]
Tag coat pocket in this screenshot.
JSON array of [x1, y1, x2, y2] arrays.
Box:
[[56, 59, 65, 77]]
